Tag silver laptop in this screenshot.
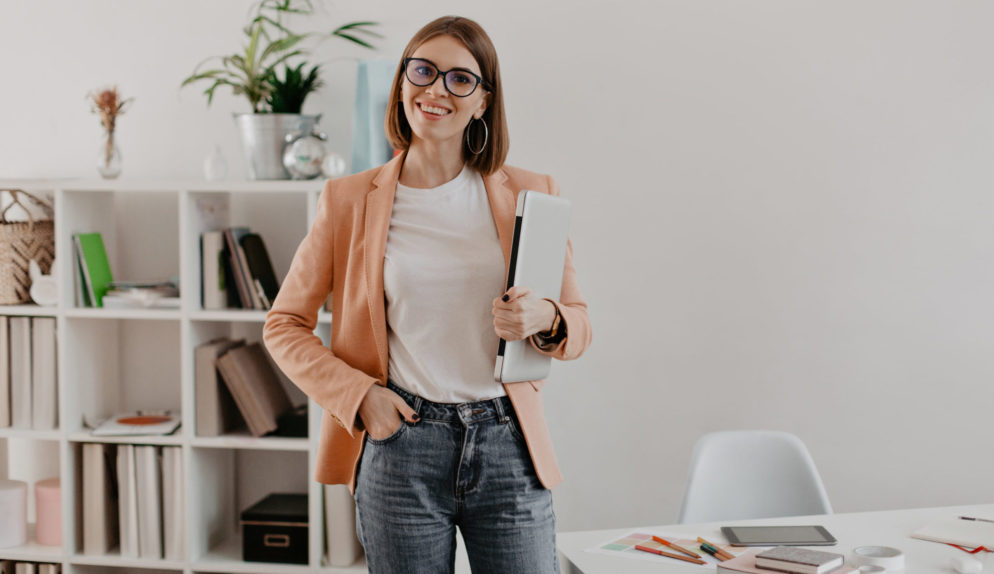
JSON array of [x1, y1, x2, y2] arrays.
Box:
[[494, 189, 572, 383]]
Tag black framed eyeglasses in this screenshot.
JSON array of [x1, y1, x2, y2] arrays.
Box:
[[403, 57, 491, 97]]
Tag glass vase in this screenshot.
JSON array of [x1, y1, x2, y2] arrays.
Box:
[[97, 131, 122, 179]]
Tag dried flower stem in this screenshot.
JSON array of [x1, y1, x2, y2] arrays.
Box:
[[87, 85, 134, 166]]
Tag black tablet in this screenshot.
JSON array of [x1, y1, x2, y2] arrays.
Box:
[[721, 525, 837, 546]]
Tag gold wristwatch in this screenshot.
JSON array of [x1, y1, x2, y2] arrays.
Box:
[[545, 303, 562, 338]]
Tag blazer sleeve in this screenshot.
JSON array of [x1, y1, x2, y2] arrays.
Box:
[[527, 174, 593, 360], [263, 180, 378, 437]]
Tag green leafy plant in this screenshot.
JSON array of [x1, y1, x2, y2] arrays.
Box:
[[180, 0, 378, 113], [264, 62, 324, 113]]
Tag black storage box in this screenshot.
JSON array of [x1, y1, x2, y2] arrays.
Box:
[[240, 493, 309, 564]]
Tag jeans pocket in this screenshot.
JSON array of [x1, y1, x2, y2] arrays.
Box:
[[506, 416, 526, 444], [366, 420, 409, 445]]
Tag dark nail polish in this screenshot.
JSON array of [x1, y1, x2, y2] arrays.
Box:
[[502, 294, 509, 302], [412, 414, 420, 421]]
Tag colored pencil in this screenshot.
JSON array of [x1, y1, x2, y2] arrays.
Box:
[[700, 544, 721, 560], [696, 537, 734, 560], [634, 544, 708, 565], [651, 535, 701, 558]]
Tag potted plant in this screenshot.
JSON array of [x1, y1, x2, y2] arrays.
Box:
[[265, 62, 324, 114], [180, 0, 378, 179]]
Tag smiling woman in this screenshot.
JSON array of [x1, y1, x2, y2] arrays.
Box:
[[263, 14, 593, 574]]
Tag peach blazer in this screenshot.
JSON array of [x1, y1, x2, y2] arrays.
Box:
[[263, 152, 592, 491]]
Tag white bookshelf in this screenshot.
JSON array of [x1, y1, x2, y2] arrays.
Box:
[[0, 179, 367, 574]]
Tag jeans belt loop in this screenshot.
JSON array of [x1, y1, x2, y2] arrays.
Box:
[[493, 395, 510, 424]]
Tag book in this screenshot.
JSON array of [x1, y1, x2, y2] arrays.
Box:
[[74, 232, 114, 307], [13, 564, 34, 574], [755, 547, 845, 574], [73, 234, 92, 307], [102, 280, 180, 309], [0, 316, 9, 428], [117, 444, 140, 558], [201, 230, 227, 309], [912, 517, 994, 549], [135, 445, 163, 559], [719, 550, 856, 574], [30, 317, 57, 430], [82, 442, 118, 554], [92, 412, 180, 436], [162, 446, 184, 560], [223, 227, 257, 309], [215, 343, 293, 437], [36, 565, 59, 574], [194, 337, 246, 436], [241, 233, 280, 307], [9, 317, 31, 428]]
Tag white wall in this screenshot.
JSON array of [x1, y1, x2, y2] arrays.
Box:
[[3, 0, 994, 532]]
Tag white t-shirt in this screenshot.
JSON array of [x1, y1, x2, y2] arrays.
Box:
[[383, 165, 508, 403]]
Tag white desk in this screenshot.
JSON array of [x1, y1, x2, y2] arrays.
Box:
[[558, 504, 994, 574]]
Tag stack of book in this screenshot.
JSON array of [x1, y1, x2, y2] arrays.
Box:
[[201, 227, 279, 310], [80, 443, 183, 560], [73, 232, 180, 309], [102, 280, 180, 310], [196, 338, 298, 437], [719, 547, 854, 574], [0, 562, 60, 574], [0, 316, 57, 429]]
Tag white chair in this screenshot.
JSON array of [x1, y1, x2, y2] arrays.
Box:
[[678, 430, 833, 524]]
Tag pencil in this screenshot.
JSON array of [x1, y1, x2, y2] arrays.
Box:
[[697, 537, 734, 560], [700, 544, 722, 561], [634, 544, 708, 565], [651, 535, 701, 558]]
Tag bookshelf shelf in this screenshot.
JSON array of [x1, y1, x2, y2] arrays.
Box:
[[0, 525, 64, 562], [1, 180, 365, 574], [0, 178, 322, 194], [190, 432, 310, 451], [196, 536, 313, 573], [189, 310, 271, 323], [319, 560, 369, 574], [68, 552, 186, 570], [190, 310, 333, 324], [0, 428, 62, 440], [64, 308, 182, 320], [0, 305, 58, 317], [66, 432, 184, 446]]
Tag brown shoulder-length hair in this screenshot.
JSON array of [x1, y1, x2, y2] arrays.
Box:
[[385, 16, 509, 175]]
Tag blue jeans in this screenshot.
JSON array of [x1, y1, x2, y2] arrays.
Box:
[[354, 380, 559, 574]]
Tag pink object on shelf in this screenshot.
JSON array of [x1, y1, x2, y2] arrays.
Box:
[[0, 479, 27, 548], [35, 477, 61, 546]]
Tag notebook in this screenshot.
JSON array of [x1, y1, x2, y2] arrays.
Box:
[[912, 517, 994, 549], [494, 189, 571, 383]]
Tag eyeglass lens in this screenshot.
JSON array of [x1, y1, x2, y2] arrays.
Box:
[[406, 59, 480, 97]]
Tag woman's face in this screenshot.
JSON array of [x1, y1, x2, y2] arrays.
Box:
[[401, 35, 489, 149]]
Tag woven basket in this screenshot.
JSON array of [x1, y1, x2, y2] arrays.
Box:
[[0, 189, 55, 305]]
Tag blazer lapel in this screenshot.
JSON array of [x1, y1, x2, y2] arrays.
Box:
[[364, 153, 405, 380], [483, 168, 516, 270]]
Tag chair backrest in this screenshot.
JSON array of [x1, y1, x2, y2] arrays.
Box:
[[678, 430, 833, 524]]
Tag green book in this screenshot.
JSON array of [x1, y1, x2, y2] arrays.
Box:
[[74, 232, 113, 307]]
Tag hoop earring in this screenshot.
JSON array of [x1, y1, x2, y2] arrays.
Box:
[[466, 116, 488, 155]]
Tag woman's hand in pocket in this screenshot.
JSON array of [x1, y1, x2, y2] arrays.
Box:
[[358, 384, 420, 440]]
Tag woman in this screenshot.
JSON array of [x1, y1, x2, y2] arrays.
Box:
[[264, 15, 591, 573]]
